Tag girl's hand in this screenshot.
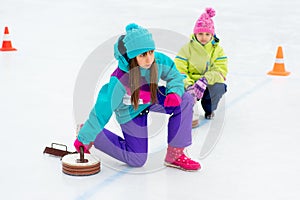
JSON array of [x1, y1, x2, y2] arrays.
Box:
[[194, 77, 208, 99], [186, 85, 197, 103], [74, 138, 91, 154], [164, 93, 182, 107]]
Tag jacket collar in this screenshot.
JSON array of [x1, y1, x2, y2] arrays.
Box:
[[190, 34, 219, 49]]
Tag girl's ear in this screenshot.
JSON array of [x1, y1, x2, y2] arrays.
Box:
[[118, 35, 130, 62]]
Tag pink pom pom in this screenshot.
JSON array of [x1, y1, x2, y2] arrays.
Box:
[[205, 7, 215, 18]]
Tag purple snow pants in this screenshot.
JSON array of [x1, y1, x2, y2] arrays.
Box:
[[94, 87, 193, 167]]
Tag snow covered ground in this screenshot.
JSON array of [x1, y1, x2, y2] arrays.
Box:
[[1, 0, 300, 199]]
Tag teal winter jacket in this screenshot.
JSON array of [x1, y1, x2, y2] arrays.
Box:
[[77, 51, 184, 144]]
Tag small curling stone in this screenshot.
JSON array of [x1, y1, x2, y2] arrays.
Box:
[[62, 146, 100, 176]]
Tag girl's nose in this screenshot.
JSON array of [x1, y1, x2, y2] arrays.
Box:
[[145, 53, 152, 62]]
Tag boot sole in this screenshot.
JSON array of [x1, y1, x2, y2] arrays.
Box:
[[164, 162, 200, 172], [192, 120, 199, 128]]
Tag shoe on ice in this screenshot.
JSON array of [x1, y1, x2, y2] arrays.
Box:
[[164, 146, 201, 171], [192, 119, 199, 128], [205, 112, 215, 119]]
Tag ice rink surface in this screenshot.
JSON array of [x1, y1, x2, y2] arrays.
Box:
[[1, 0, 300, 199]]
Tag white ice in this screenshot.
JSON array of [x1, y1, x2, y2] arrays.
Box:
[[1, 0, 300, 199]]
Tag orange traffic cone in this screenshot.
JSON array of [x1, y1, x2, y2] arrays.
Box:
[[267, 46, 290, 76], [0, 26, 17, 51]]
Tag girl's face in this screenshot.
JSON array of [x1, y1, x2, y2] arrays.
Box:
[[136, 50, 154, 69], [195, 32, 213, 45]]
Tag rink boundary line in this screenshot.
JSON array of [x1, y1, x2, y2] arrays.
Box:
[[75, 168, 132, 200], [226, 78, 271, 109], [192, 77, 272, 129], [75, 77, 272, 200]]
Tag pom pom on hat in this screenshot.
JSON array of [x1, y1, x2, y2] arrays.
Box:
[[123, 23, 155, 59], [205, 7, 215, 18], [125, 23, 139, 32], [193, 7, 216, 35]]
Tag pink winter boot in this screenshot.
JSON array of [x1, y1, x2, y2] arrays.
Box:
[[164, 146, 201, 171]]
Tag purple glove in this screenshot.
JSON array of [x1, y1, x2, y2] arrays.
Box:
[[194, 77, 208, 99], [186, 85, 197, 102], [74, 138, 91, 154], [164, 93, 182, 107]]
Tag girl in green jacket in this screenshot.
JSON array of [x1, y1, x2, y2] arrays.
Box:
[[174, 8, 228, 127]]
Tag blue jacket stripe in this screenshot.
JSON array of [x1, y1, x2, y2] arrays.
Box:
[[216, 56, 227, 60], [175, 56, 188, 61]]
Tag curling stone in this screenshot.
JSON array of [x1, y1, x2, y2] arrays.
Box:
[[62, 146, 100, 176]]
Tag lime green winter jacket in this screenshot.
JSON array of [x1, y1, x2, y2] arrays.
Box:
[[174, 34, 228, 89]]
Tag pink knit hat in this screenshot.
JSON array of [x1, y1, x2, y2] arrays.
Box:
[[193, 8, 216, 35]]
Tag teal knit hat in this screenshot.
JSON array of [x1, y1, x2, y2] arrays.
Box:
[[123, 23, 155, 59]]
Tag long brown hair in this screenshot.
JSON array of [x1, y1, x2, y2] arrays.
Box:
[[129, 58, 158, 110]]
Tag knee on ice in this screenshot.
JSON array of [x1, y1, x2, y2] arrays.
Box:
[[126, 153, 148, 167]]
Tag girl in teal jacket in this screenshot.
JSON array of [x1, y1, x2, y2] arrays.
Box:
[[74, 23, 200, 171], [174, 8, 228, 127]]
